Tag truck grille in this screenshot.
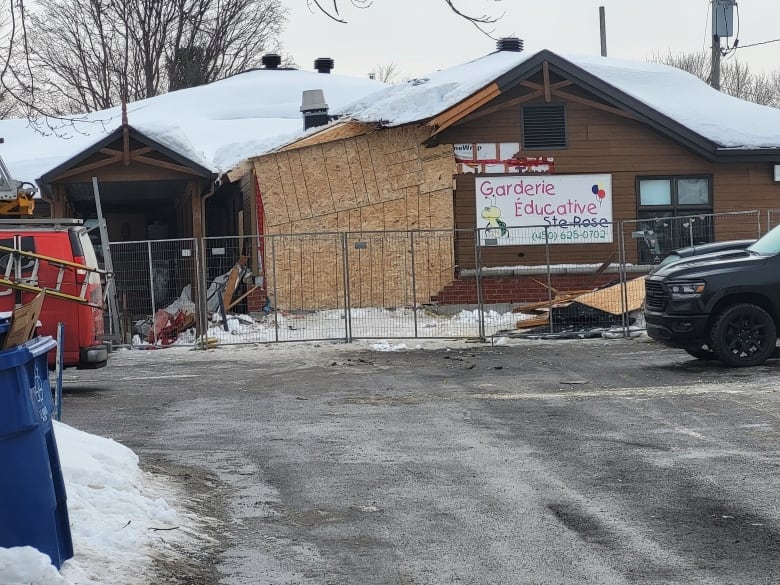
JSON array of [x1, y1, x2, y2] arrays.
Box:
[[644, 279, 667, 311]]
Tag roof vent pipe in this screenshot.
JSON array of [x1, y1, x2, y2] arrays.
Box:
[[262, 53, 282, 69], [496, 37, 524, 52], [301, 89, 330, 130], [314, 57, 335, 74]]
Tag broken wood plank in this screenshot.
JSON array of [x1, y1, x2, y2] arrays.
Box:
[[570, 277, 645, 315], [226, 285, 260, 312]]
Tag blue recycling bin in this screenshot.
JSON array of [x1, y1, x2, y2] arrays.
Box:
[[0, 335, 74, 569]]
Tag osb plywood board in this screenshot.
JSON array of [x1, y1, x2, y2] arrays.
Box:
[[253, 159, 290, 226], [337, 211, 351, 232], [574, 277, 645, 315], [416, 193, 432, 230], [421, 151, 456, 194], [299, 147, 335, 217], [349, 208, 363, 231], [344, 139, 370, 207], [281, 120, 375, 151], [287, 151, 314, 219], [429, 189, 455, 228], [389, 169, 426, 193], [354, 135, 381, 204], [323, 141, 359, 212], [366, 133, 393, 201], [382, 198, 407, 231], [357, 202, 386, 230], [276, 153, 303, 222], [406, 186, 420, 228]]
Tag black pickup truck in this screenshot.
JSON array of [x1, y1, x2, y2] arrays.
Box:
[[644, 228, 780, 366]]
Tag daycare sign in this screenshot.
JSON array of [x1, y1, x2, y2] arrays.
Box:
[[475, 174, 613, 245]]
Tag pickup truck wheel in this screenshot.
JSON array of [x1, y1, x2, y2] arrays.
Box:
[[683, 345, 717, 360], [710, 303, 777, 367]]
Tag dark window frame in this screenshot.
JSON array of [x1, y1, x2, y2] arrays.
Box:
[[635, 174, 714, 263]]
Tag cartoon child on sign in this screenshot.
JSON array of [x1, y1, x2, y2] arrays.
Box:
[[592, 183, 607, 206], [482, 205, 509, 237]]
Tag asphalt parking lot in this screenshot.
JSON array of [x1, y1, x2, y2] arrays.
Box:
[[61, 337, 780, 585]]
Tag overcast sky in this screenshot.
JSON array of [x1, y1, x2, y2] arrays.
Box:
[[280, 0, 780, 79]]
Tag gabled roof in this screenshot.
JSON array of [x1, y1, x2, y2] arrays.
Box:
[[0, 68, 386, 186], [332, 49, 780, 161], [39, 124, 215, 184]]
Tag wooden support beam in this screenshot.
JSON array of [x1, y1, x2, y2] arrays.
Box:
[[129, 147, 154, 158], [543, 61, 552, 102], [427, 82, 502, 134], [455, 91, 544, 127], [123, 125, 130, 166], [133, 154, 207, 176], [53, 153, 123, 180], [550, 88, 638, 119], [520, 79, 572, 92]]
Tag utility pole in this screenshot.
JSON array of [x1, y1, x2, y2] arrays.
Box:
[[711, 34, 721, 90], [599, 6, 607, 57], [710, 0, 736, 90]]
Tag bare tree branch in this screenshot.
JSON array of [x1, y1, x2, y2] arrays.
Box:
[[2, 0, 285, 117], [308, 0, 502, 33]]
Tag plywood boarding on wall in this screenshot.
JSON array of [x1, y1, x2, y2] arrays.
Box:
[[323, 141, 360, 212], [287, 151, 314, 219], [275, 153, 302, 222], [265, 233, 345, 311], [252, 124, 457, 309], [299, 147, 336, 218], [254, 157, 289, 226]]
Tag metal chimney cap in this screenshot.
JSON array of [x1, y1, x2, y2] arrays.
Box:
[[262, 53, 282, 69], [496, 37, 524, 52], [314, 57, 335, 74], [301, 89, 329, 112]]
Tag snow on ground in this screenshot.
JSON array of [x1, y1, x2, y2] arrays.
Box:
[[141, 306, 527, 348], [0, 422, 205, 585]]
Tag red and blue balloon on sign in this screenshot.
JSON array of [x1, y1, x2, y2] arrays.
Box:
[[592, 183, 607, 205]]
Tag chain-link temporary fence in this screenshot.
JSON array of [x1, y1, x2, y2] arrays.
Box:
[[106, 210, 764, 347], [109, 238, 199, 345], [768, 209, 780, 231]]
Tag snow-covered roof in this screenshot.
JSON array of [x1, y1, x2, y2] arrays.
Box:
[[2, 48, 779, 188], [335, 49, 780, 152], [0, 68, 385, 185]]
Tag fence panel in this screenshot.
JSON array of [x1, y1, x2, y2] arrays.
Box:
[[620, 210, 761, 265], [109, 238, 198, 346], [107, 210, 768, 347], [337, 229, 493, 340], [768, 209, 780, 231], [482, 223, 632, 339], [262, 232, 349, 343]]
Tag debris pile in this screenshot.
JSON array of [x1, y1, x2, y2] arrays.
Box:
[[512, 277, 645, 338], [131, 257, 270, 348]]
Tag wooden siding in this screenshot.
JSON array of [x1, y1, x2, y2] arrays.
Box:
[[441, 90, 779, 269]]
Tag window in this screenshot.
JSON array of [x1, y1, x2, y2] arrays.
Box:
[[636, 175, 713, 263], [522, 104, 566, 149]]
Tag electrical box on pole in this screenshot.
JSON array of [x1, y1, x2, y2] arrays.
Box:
[[712, 0, 736, 38]]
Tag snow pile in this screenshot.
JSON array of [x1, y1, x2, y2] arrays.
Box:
[[0, 422, 202, 585]]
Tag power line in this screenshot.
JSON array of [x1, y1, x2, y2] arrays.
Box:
[[736, 38, 780, 49]]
